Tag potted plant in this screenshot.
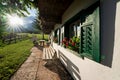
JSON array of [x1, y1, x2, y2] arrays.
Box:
[[62, 37, 68, 48], [62, 36, 80, 52]]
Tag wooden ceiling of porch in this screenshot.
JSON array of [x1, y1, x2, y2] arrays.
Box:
[[37, 0, 73, 34]]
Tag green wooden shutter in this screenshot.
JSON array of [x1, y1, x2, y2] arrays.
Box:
[[93, 7, 100, 62], [80, 23, 94, 59], [80, 7, 100, 62]]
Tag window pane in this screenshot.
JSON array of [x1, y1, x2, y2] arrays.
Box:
[[77, 25, 80, 37]]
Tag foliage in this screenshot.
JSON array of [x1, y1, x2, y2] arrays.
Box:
[[1, 32, 9, 36], [62, 37, 68, 47], [0, 32, 10, 39], [0, 0, 38, 16], [0, 0, 39, 36], [0, 16, 6, 37], [62, 36, 80, 52], [0, 40, 33, 80]]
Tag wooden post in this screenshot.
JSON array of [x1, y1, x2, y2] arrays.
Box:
[[42, 32, 44, 40], [14, 35, 17, 43]]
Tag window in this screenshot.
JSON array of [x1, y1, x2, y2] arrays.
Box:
[[60, 26, 64, 45], [74, 25, 77, 36], [53, 30, 58, 43], [69, 23, 80, 38], [80, 6, 100, 62], [77, 25, 80, 37], [58, 1, 100, 62], [57, 28, 61, 45], [80, 23, 93, 59]]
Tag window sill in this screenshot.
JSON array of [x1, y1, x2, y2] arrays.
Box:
[[66, 48, 81, 57], [53, 43, 93, 60], [60, 46, 94, 60], [80, 53, 93, 60]]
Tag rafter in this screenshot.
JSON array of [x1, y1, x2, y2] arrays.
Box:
[[37, 0, 73, 33]]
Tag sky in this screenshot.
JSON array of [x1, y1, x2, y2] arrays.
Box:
[[19, 8, 38, 32], [6, 8, 39, 32], [23, 7, 38, 24], [27, 8, 38, 17], [20, 8, 39, 32]]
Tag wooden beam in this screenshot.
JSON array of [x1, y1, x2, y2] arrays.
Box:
[[37, 0, 73, 33]]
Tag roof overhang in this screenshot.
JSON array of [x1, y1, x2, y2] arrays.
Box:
[[37, 0, 73, 34]]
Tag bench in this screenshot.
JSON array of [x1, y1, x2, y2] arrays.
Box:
[[39, 40, 45, 46], [42, 45, 56, 60]]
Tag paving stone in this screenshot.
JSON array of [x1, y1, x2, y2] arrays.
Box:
[[10, 46, 73, 80], [36, 63, 60, 80], [25, 56, 36, 63], [11, 71, 36, 80], [20, 62, 39, 72]]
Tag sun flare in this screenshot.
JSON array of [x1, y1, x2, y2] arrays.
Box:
[[6, 14, 25, 32], [7, 14, 24, 27]]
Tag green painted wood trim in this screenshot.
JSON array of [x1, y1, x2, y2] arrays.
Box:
[[93, 7, 100, 62], [79, 3, 100, 62]]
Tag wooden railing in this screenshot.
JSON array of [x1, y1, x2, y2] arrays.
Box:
[[1, 33, 28, 44]]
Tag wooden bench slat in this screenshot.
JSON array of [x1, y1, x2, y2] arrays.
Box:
[[49, 47, 54, 57], [48, 48, 53, 59], [45, 48, 48, 59], [43, 48, 46, 59], [50, 45, 55, 53], [42, 46, 56, 60]]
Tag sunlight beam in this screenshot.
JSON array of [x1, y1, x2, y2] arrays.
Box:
[[7, 14, 24, 28], [6, 14, 25, 32]]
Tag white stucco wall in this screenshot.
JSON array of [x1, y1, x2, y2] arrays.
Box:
[[53, 43, 120, 80], [112, 0, 120, 74], [62, 0, 98, 23], [52, 0, 120, 80]]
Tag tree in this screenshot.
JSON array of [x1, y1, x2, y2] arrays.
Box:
[[0, 0, 38, 16], [0, 0, 38, 35]]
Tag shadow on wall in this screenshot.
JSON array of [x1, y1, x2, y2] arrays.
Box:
[[58, 50, 81, 80], [44, 52, 73, 80], [100, 0, 119, 67]]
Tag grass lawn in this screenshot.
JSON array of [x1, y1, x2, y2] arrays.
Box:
[[0, 40, 33, 80], [27, 33, 49, 41]]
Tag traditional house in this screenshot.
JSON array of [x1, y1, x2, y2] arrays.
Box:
[[38, 0, 120, 80]]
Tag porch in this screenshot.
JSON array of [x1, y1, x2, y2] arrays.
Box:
[[10, 45, 73, 80], [1, 0, 120, 80]]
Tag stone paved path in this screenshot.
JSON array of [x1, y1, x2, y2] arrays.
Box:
[[10, 46, 73, 80]]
